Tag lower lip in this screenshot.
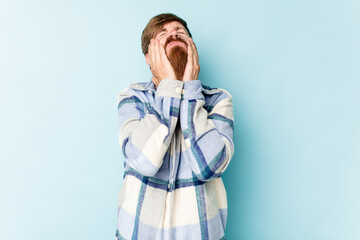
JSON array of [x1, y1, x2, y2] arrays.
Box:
[[167, 41, 186, 49]]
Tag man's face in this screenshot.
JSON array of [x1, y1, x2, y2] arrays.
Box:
[[153, 21, 190, 80], [154, 21, 190, 55]]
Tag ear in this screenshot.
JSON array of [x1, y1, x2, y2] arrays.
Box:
[[145, 54, 150, 66]]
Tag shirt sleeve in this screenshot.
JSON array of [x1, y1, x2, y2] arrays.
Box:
[[117, 79, 183, 177], [179, 80, 234, 181]]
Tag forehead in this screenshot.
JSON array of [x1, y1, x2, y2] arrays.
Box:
[[160, 21, 186, 31]]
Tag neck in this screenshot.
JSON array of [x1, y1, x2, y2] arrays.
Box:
[[151, 76, 158, 88]]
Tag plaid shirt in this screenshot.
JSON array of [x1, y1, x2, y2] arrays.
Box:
[[116, 79, 234, 240]]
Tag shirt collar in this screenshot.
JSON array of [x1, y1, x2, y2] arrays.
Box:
[[129, 79, 156, 93]]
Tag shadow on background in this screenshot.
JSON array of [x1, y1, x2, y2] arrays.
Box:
[[199, 49, 254, 239]]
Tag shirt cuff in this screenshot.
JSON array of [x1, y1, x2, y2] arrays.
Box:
[[156, 79, 184, 99], [182, 80, 204, 100]]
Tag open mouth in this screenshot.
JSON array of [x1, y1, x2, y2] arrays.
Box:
[[166, 41, 187, 50]]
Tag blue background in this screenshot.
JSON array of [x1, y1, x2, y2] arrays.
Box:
[[1, 0, 359, 239]]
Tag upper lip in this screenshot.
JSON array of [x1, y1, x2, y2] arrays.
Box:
[[167, 40, 186, 48]]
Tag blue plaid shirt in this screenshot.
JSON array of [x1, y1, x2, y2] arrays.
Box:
[[116, 79, 234, 240]]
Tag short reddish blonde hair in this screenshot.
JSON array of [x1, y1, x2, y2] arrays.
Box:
[[141, 13, 192, 55]]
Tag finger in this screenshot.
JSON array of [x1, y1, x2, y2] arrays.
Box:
[[149, 39, 156, 67], [154, 39, 161, 66], [148, 39, 153, 67], [186, 38, 196, 67], [149, 39, 154, 61], [158, 40, 174, 72], [192, 39, 200, 74], [150, 39, 159, 72], [189, 38, 198, 52], [189, 38, 199, 63], [158, 39, 167, 59]]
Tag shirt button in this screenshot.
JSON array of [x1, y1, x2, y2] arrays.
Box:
[[175, 87, 182, 94]]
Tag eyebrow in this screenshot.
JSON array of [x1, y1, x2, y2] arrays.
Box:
[[160, 26, 185, 32]]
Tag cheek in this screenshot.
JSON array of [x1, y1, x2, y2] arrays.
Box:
[[157, 35, 167, 45], [159, 39, 166, 47]]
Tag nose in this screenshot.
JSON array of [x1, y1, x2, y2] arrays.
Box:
[[169, 29, 179, 38]]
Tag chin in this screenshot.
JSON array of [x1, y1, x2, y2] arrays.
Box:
[[167, 46, 188, 80]]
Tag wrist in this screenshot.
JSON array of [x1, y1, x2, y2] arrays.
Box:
[[156, 79, 184, 99], [182, 80, 204, 100]]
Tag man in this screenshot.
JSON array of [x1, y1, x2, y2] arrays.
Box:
[[116, 13, 234, 240]]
